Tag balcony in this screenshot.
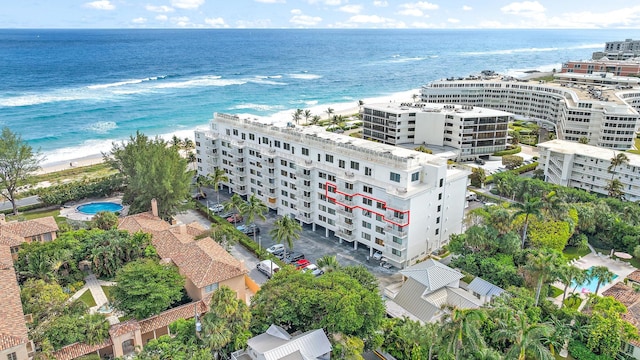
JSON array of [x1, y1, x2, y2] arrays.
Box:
[[385, 225, 408, 238], [383, 250, 405, 263], [336, 207, 355, 217], [296, 171, 312, 180], [385, 237, 407, 251], [385, 211, 409, 226], [337, 230, 355, 242], [299, 181, 312, 190], [336, 195, 355, 206], [337, 220, 356, 230], [296, 212, 313, 223]]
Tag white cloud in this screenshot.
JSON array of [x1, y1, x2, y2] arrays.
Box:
[[235, 19, 272, 28], [171, 0, 204, 10], [155, 14, 168, 21], [307, 0, 341, 5], [411, 21, 437, 28], [83, 0, 115, 10], [373, 0, 388, 7], [205, 17, 228, 27], [462, 5, 472, 11], [339, 5, 362, 14], [398, 2, 438, 17], [447, 18, 459, 23], [348, 14, 392, 23], [398, 8, 424, 17], [544, 6, 640, 28], [255, 0, 285, 3], [132, 17, 147, 24], [146, 5, 174, 12], [501, 1, 545, 17], [290, 12, 323, 26], [171, 16, 191, 26]]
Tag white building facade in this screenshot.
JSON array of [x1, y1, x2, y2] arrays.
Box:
[[362, 103, 511, 160], [420, 75, 640, 150], [537, 139, 640, 201], [195, 113, 469, 268]]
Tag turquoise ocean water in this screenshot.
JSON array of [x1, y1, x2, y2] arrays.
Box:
[[1, 29, 639, 164]]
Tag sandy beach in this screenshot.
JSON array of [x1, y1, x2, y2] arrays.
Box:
[[37, 88, 422, 175]]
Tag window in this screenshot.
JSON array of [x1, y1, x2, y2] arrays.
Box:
[[350, 161, 360, 170], [284, 143, 290, 150], [205, 283, 219, 293], [439, 178, 444, 187], [365, 167, 372, 176], [435, 228, 440, 235], [339, 159, 346, 168], [274, 140, 281, 148], [345, 182, 354, 190], [363, 198, 372, 206], [362, 232, 371, 240], [376, 201, 385, 210], [376, 214, 383, 221], [363, 185, 373, 194], [390, 172, 400, 182], [376, 226, 385, 234], [302, 147, 309, 156], [328, 208, 336, 215], [362, 221, 371, 229], [436, 217, 440, 224], [411, 172, 419, 181], [437, 205, 441, 212], [233, 129, 239, 136], [438, 193, 442, 200], [249, 133, 255, 140], [392, 249, 402, 257], [326, 154, 334, 163]]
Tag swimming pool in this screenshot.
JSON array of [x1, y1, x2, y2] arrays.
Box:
[[571, 266, 618, 293], [77, 202, 123, 215]]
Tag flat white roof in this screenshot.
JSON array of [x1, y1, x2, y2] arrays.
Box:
[[364, 102, 513, 118], [538, 139, 640, 167]]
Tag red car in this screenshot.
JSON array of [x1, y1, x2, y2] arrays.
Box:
[[294, 259, 311, 270], [226, 214, 243, 223]]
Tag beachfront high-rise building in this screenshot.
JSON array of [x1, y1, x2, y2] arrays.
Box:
[[361, 102, 511, 160], [195, 113, 469, 268], [420, 74, 640, 150], [593, 39, 640, 60], [537, 139, 640, 201]]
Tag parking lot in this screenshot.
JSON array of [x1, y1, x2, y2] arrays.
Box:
[[180, 187, 402, 291]]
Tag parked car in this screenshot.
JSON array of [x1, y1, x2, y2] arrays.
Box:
[[272, 249, 286, 260], [302, 264, 324, 277], [266, 244, 285, 254], [208, 203, 224, 213], [226, 214, 243, 223], [294, 259, 311, 270], [219, 211, 235, 218], [257, 260, 280, 279], [284, 252, 305, 264], [236, 223, 260, 236], [474, 158, 485, 165], [192, 192, 207, 200], [372, 251, 383, 261]]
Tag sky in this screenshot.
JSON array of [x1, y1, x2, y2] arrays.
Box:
[[3, 0, 640, 29]]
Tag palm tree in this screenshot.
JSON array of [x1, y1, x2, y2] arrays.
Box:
[[473, 348, 504, 360], [541, 191, 566, 220], [441, 308, 487, 359], [511, 195, 543, 249], [325, 107, 334, 121], [571, 268, 590, 293], [605, 178, 625, 200], [493, 314, 554, 360], [225, 193, 245, 216], [317, 254, 340, 272], [608, 152, 629, 180], [292, 108, 303, 125], [526, 249, 562, 306], [210, 168, 229, 206], [183, 138, 195, 150], [240, 194, 268, 249], [208, 223, 237, 250], [269, 215, 302, 259], [412, 93, 419, 102], [171, 135, 183, 148], [558, 265, 584, 306], [303, 109, 312, 124], [331, 114, 344, 128], [310, 115, 321, 125], [201, 314, 232, 359], [591, 266, 615, 294]]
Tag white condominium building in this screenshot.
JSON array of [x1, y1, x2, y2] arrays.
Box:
[[593, 39, 640, 60], [362, 102, 512, 160], [537, 139, 640, 201], [420, 75, 640, 151], [195, 113, 469, 268]]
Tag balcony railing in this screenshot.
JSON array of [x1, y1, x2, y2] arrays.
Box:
[[337, 220, 356, 230], [296, 172, 312, 180], [337, 230, 355, 242], [385, 225, 408, 238], [336, 207, 355, 217]]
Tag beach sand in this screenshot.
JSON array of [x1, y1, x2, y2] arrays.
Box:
[[36, 89, 422, 175]]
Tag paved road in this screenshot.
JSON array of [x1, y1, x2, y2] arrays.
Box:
[[0, 195, 41, 212]]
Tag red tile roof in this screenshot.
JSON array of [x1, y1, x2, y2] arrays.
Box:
[[108, 320, 140, 338], [627, 270, 640, 284], [0, 246, 29, 351], [52, 339, 113, 360], [118, 212, 170, 234], [139, 301, 207, 334], [602, 283, 640, 347], [1, 216, 58, 239], [0, 231, 24, 247]]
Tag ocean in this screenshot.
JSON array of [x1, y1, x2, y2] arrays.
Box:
[[1, 28, 638, 165]]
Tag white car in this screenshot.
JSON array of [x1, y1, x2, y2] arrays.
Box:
[[266, 244, 285, 254], [372, 251, 383, 261], [208, 203, 224, 213], [302, 264, 324, 277]]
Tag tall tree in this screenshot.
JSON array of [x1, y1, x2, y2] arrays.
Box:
[[106, 131, 191, 219], [240, 194, 268, 248], [0, 127, 42, 215], [310, 115, 322, 125], [303, 109, 312, 124], [605, 178, 625, 200], [590, 265, 615, 295], [201, 286, 251, 359], [493, 314, 554, 360], [525, 249, 562, 306], [326, 107, 334, 121], [209, 167, 229, 206], [511, 195, 543, 249], [317, 254, 340, 273], [225, 193, 245, 216], [269, 215, 302, 259], [557, 265, 585, 307], [608, 152, 629, 180], [292, 108, 303, 125], [440, 308, 487, 359]]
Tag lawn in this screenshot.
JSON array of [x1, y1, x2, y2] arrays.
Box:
[[563, 246, 591, 261], [78, 289, 97, 307], [101, 286, 113, 301], [628, 138, 640, 155]]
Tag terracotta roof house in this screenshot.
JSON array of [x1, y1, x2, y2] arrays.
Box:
[[602, 282, 640, 358], [0, 214, 59, 258], [626, 269, 640, 285], [231, 324, 332, 360], [384, 259, 484, 323], [0, 245, 33, 360]]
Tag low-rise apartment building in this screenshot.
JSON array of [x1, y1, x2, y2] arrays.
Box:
[[420, 74, 640, 150], [361, 102, 511, 160], [561, 59, 640, 76], [537, 139, 640, 201], [195, 113, 469, 268], [593, 38, 640, 60]]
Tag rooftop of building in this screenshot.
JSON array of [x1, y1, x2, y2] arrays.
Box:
[[0, 245, 29, 351], [0, 215, 59, 239], [363, 102, 513, 118], [537, 139, 640, 167]]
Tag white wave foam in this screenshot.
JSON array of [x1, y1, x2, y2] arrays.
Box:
[[85, 121, 117, 134], [388, 56, 426, 63], [461, 43, 603, 56], [249, 78, 288, 86], [305, 100, 318, 106], [229, 103, 284, 111], [288, 73, 323, 80], [87, 76, 166, 90], [153, 75, 246, 89]]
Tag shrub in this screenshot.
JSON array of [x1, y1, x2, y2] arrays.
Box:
[[568, 341, 613, 360], [37, 175, 124, 206], [502, 155, 524, 170], [493, 146, 522, 156]]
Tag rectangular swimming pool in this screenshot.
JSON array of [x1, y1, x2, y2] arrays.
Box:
[[570, 266, 618, 293]]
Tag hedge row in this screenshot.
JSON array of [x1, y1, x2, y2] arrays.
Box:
[[36, 175, 125, 206], [484, 162, 538, 185], [492, 146, 522, 156], [568, 341, 613, 360]]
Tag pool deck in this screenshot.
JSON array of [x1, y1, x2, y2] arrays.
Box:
[[59, 196, 127, 221], [551, 251, 637, 306]]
